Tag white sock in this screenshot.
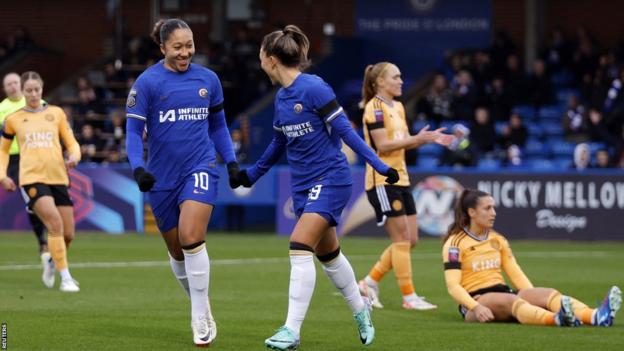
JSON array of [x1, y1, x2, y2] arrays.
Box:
[[169, 253, 190, 297], [321, 253, 365, 314], [183, 244, 210, 320], [285, 253, 316, 335], [59, 268, 72, 281]]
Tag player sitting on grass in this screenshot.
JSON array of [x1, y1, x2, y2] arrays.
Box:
[[442, 188, 621, 326]]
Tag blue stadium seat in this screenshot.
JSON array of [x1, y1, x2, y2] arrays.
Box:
[[524, 139, 550, 157], [412, 119, 431, 132], [542, 121, 564, 137], [551, 71, 573, 87], [588, 142, 608, 154], [525, 122, 544, 139], [526, 158, 556, 171], [418, 156, 439, 169], [512, 105, 536, 120], [553, 157, 573, 169], [556, 88, 579, 105], [477, 158, 501, 170], [418, 143, 444, 156], [538, 105, 564, 121], [549, 140, 575, 157]]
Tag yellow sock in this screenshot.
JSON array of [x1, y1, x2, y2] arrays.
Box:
[[48, 233, 68, 271], [512, 298, 556, 325], [391, 241, 414, 296], [547, 290, 594, 324], [369, 244, 392, 282], [570, 297, 594, 324]]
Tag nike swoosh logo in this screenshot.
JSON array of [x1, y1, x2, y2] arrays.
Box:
[[199, 331, 211, 341]]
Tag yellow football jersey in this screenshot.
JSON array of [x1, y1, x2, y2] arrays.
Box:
[[442, 229, 533, 309], [0, 104, 80, 186], [362, 96, 409, 190]]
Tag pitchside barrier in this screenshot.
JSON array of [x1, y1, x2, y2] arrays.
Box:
[[0, 165, 622, 240]]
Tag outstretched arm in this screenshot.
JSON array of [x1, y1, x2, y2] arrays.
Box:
[[245, 128, 287, 185], [328, 113, 390, 175]]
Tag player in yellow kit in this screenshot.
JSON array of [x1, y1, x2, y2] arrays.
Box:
[[0, 73, 50, 272], [442, 188, 621, 326], [0, 71, 81, 292], [357, 62, 453, 310]]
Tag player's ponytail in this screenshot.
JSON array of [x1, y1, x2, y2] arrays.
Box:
[[443, 189, 490, 243], [151, 18, 190, 46], [361, 62, 392, 105], [20, 71, 43, 88], [261, 24, 310, 69]]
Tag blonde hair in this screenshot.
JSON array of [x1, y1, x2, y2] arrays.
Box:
[[361, 62, 392, 105]]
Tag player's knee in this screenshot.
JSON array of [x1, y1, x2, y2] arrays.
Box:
[[316, 247, 340, 263], [45, 215, 63, 235], [64, 231, 75, 246], [289, 241, 314, 254], [409, 236, 419, 249]]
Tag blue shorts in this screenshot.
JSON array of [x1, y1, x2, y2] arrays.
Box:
[[292, 184, 352, 227], [149, 170, 218, 232]]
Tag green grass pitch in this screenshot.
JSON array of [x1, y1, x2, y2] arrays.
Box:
[[0, 232, 622, 350]]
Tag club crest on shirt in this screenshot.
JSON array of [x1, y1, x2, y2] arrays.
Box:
[[28, 187, 37, 198], [45, 114, 54, 122], [294, 103, 303, 114], [199, 88, 208, 98], [448, 247, 460, 263], [127, 89, 137, 107]]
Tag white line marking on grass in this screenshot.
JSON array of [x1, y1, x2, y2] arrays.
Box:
[[0, 251, 609, 271]]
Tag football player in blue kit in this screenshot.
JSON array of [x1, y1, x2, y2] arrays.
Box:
[[125, 18, 239, 347], [232, 25, 399, 350]]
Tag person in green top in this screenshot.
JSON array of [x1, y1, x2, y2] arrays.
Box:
[[0, 72, 53, 282]]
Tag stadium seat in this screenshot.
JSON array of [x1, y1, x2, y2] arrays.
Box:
[[553, 157, 573, 169], [542, 121, 564, 137], [418, 156, 439, 169], [556, 88, 579, 105], [524, 139, 550, 157], [512, 105, 536, 120], [551, 70, 574, 87], [538, 105, 564, 121], [526, 158, 556, 171], [549, 140, 575, 157], [412, 119, 432, 132], [418, 143, 444, 156], [477, 158, 501, 170], [525, 122, 544, 139], [588, 142, 608, 154]]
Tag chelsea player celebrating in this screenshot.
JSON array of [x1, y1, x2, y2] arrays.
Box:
[[233, 25, 399, 350], [125, 18, 239, 347]]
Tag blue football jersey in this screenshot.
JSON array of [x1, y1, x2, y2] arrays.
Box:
[[274, 73, 352, 191], [126, 62, 224, 191]]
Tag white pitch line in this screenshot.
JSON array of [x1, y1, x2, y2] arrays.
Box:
[[0, 251, 610, 271]]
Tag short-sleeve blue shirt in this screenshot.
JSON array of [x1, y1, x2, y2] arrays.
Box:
[[274, 73, 352, 191], [126, 61, 224, 191]]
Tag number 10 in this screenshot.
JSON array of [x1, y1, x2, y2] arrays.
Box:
[[193, 172, 209, 190]]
